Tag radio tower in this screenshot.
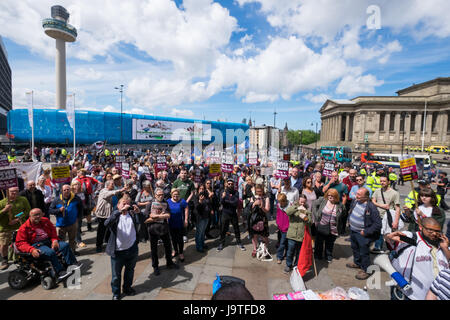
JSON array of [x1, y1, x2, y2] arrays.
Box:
[[43, 5, 77, 109]]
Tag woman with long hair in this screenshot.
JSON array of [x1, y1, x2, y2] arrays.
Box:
[[405, 188, 445, 232], [248, 184, 270, 258]]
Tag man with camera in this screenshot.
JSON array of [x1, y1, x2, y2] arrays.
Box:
[[217, 178, 245, 252], [105, 195, 141, 300], [386, 217, 450, 300]]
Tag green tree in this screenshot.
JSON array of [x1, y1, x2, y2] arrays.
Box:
[[286, 129, 319, 146]]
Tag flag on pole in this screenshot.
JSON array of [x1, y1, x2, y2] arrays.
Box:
[[26, 91, 33, 128], [297, 225, 313, 277], [66, 94, 75, 129]]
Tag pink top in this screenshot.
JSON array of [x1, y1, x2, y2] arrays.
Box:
[[276, 204, 290, 233]]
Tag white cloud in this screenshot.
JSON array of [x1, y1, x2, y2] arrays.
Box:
[[336, 74, 384, 96], [171, 108, 194, 118], [303, 93, 330, 104], [74, 67, 103, 80], [12, 88, 55, 109]]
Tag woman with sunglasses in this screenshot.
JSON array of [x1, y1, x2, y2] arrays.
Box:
[[405, 188, 445, 232]]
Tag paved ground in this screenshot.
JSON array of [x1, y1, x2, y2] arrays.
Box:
[[0, 176, 448, 300]]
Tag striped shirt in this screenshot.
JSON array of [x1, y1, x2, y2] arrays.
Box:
[[349, 202, 366, 233], [430, 269, 450, 300], [319, 204, 337, 236]]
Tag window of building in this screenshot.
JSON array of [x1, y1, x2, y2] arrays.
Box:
[[410, 112, 416, 132], [379, 112, 385, 131], [389, 112, 396, 131], [431, 112, 438, 132]]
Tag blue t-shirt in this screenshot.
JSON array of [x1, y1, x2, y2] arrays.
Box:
[[167, 198, 188, 229]]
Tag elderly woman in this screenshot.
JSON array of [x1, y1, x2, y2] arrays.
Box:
[[94, 180, 126, 253], [311, 189, 346, 263], [71, 180, 88, 250], [135, 180, 154, 243]]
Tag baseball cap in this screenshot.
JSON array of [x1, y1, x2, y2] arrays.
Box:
[[418, 179, 430, 185]]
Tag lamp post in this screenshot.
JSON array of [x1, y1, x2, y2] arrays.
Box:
[[311, 122, 318, 157], [114, 85, 123, 154], [400, 112, 408, 157]]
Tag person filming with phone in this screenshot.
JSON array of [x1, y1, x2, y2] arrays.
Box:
[[385, 217, 450, 300]]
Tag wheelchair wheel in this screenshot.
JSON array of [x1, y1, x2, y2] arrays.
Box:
[[8, 271, 28, 290], [41, 276, 55, 290]]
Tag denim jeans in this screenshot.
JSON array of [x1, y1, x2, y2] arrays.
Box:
[[195, 218, 209, 251], [33, 240, 76, 275], [276, 231, 288, 261], [111, 241, 138, 296], [374, 234, 384, 250], [350, 231, 372, 272], [286, 239, 302, 268]]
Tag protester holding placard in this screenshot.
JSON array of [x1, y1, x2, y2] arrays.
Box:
[[0, 186, 31, 270]]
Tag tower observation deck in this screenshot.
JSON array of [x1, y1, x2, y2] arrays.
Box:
[[42, 5, 77, 109]]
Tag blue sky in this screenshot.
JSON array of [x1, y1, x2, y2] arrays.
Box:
[[2, 0, 450, 130]]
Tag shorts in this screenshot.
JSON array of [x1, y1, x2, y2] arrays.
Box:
[[0, 231, 13, 246]]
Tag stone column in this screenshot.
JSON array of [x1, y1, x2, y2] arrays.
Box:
[[441, 113, 448, 144], [426, 113, 433, 145], [337, 114, 342, 141], [374, 113, 380, 142], [345, 114, 350, 142], [416, 113, 422, 145], [394, 113, 401, 142], [405, 113, 411, 144], [384, 113, 390, 134]]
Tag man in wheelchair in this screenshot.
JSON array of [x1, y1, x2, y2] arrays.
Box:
[[15, 208, 80, 282]]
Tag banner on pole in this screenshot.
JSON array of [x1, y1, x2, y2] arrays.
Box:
[[249, 152, 258, 165], [121, 162, 130, 179], [399, 155, 418, 181], [275, 161, 289, 179], [323, 162, 334, 178], [51, 164, 71, 184], [10, 162, 42, 183], [156, 156, 168, 171], [0, 168, 18, 190], [0, 155, 9, 167]]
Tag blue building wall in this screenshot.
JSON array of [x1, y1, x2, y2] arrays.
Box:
[[7, 109, 249, 145]]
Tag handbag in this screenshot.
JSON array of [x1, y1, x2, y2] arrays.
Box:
[[317, 204, 334, 236], [148, 221, 169, 236]]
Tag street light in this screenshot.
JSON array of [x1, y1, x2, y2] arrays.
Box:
[[311, 122, 318, 157], [114, 85, 124, 154], [400, 112, 409, 157]]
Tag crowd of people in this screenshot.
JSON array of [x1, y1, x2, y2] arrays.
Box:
[[0, 146, 449, 300]]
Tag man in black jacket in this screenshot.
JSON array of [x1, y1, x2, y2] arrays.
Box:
[[346, 188, 382, 280], [20, 180, 47, 217], [217, 178, 246, 252], [105, 196, 141, 300]]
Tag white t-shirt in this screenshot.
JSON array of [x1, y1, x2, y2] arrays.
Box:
[[277, 187, 299, 207], [116, 213, 136, 251], [414, 205, 433, 222], [390, 231, 450, 300]]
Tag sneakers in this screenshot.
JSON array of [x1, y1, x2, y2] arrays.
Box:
[[77, 242, 86, 248], [355, 270, 372, 280], [326, 256, 333, 263], [217, 244, 224, 251], [112, 295, 121, 300], [283, 266, 292, 274], [183, 236, 188, 243], [0, 260, 9, 271], [346, 262, 360, 269], [237, 244, 246, 251]]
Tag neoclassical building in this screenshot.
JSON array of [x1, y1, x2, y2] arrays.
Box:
[[319, 77, 450, 151]]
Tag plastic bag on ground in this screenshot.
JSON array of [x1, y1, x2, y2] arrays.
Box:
[[347, 287, 370, 300], [290, 266, 306, 292], [318, 287, 350, 300]]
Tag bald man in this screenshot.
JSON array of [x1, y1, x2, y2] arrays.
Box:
[[20, 180, 47, 218], [0, 186, 30, 270], [386, 217, 450, 300], [15, 208, 79, 281]]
